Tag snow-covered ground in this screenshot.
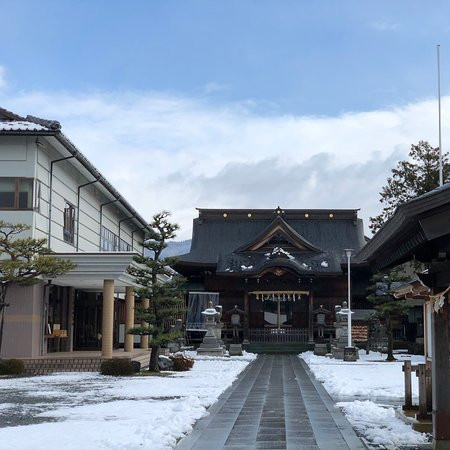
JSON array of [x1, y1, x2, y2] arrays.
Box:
[[300, 350, 430, 449], [300, 350, 425, 400], [0, 352, 256, 450]]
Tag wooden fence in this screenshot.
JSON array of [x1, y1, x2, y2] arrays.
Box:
[[402, 360, 432, 420], [249, 328, 309, 343]]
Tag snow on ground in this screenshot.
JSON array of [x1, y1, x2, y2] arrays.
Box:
[[301, 350, 430, 448], [300, 350, 425, 400], [0, 352, 256, 450], [338, 400, 429, 448]]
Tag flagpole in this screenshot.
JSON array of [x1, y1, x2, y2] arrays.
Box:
[[437, 45, 443, 186]]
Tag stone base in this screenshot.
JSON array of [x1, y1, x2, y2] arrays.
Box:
[[197, 347, 225, 356], [343, 346, 358, 361], [432, 439, 450, 450], [331, 347, 344, 360], [314, 343, 328, 356], [229, 344, 243, 356]]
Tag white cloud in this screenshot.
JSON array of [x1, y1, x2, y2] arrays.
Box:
[[369, 21, 400, 32], [0, 88, 444, 239], [0, 66, 7, 92]]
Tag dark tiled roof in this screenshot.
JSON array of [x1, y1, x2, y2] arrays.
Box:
[[355, 182, 450, 265], [176, 210, 366, 275]]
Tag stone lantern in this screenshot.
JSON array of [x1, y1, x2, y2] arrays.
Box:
[[197, 302, 225, 356]]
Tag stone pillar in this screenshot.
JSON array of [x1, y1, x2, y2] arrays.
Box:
[[140, 298, 149, 349], [308, 293, 314, 343], [124, 286, 135, 353], [431, 297, 450, 449], [102, 279, 115, 358]]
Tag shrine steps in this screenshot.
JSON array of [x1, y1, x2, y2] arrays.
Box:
[[246, 343, 313, 354]]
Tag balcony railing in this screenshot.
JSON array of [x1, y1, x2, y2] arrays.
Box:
[[249, 328, 309, 343]]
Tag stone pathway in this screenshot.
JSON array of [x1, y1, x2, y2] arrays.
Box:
[[177, 354, 366, 450]]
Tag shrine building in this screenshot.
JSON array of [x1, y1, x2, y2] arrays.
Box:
[[174, 207, 371, 350]]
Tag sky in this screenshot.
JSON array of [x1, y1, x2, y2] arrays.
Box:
[[1, 0, 450, 239]]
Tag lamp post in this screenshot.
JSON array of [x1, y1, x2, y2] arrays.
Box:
[[345, 249, 353, 347], [344, 249, 357, 361]]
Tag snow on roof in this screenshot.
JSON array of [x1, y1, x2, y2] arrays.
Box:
[[0, 121, 50, 131]]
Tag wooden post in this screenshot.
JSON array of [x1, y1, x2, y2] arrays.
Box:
[[417, 364, 431, 420], [431, 297, 450, 448], [101, 279, 115, 358], [308, 293, 314, 343], [426, 360, 432, 415], [243, 292, 249, 342], [403, 361, 413, 410], [277, 296, 281, 330]]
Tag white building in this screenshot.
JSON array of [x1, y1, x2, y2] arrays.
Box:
[[0, 107, 150, 360]]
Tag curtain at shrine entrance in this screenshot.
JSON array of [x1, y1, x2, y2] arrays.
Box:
[[186, 292, 219, 329]]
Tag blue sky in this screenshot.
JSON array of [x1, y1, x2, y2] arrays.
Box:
[[1, 1, 449, 237], [3, 0, 449, 115]]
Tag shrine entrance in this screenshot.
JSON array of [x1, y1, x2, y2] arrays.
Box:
[[248, 290, 310, 343]]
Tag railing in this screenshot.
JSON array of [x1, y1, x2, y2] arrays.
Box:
[[249, 328, 309, 343], [185, 322, 207, 331]]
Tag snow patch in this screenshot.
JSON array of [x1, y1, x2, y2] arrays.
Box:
[[300, 350, 425, 399], [337, 400, 430, 448], [0, 354, 256, 449], [265, 247, 295, 260]]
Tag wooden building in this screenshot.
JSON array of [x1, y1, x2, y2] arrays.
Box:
[[355, 183, 450, 449], [175, 207, 370, 349]]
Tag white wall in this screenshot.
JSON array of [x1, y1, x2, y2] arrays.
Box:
[[0, 135, 145, 253]]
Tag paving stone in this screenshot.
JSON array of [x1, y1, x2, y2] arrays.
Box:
[[176, 354, 365, 450]]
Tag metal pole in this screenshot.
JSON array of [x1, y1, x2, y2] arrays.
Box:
[[437, 45, 443, 187], [76, 178, 100, 251], [345, 249, 353, 347]]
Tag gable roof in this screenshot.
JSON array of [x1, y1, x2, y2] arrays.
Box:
[[235, 216, 321, 253], [175, 208, 366, 276]]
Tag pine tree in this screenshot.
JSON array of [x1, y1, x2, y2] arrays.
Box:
[[0, 221, 75, 355], [370, 141, 450, 233], [127, 211, 185, 372], [366, 267, 410, 361]]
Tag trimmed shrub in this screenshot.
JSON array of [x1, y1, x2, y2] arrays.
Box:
[[100, 358, 135, 376], [0, 359, 25, 375], [169, 354, 195, 371]]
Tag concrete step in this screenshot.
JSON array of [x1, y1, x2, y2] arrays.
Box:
[[247, 343, 313, 354]]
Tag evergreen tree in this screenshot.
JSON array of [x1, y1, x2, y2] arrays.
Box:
[[0, 221, 75, 355], [370, 141, 450, 233], [128, 211, 185, 372], [367, 267, 410, 361]]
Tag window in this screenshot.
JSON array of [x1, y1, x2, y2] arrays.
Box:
[[0, 177, 33, 210], [100, 225, 132, 251], [63, 202, 75, 245]]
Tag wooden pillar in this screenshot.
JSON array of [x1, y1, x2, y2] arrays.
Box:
[[140, 297, 149, 349], [431, 297, 450, 449], [124, 286, 135, 353], [402, 361, 413, 410], [67, 287, 75, 353], [308, 293, 314, 343], [277, 296, 281, 330], [243, 292, 249, 342], [102, 279, 115, 358]]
